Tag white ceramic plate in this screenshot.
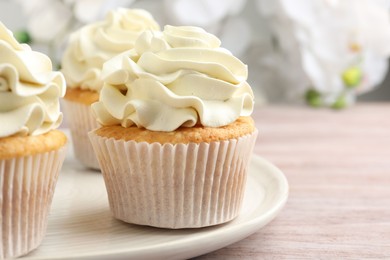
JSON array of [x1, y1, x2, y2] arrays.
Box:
[[22, 152, 288, 260]]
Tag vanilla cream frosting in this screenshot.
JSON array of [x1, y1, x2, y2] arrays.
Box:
[[92, 25, 254, 132], [0, 22, 65, 138], [62, 8, 160, 92]]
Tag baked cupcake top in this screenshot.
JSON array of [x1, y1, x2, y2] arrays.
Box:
[[92, 25, 254, 132], [62, 8, 160, 92], [0, 22, 65, 138]]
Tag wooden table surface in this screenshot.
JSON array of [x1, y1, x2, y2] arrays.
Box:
[[195, 103, 390, 259]]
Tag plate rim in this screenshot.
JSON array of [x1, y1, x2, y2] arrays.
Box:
[[25, 154, 289, 260]]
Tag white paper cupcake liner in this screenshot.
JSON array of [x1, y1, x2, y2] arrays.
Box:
[[89, 129, 258, 229], [63, 99, 100, 170], [0, 147, 67, 259]]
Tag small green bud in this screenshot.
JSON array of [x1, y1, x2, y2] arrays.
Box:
[[305, 89, 322, 107], [331, 94, 347, 110], [342, 67, 362, 88], [14, 30, 31, 44]]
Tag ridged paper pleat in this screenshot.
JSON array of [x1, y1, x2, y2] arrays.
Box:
[[0, 147, 66, 259], [63, 99, 100, 170], [89, 130, 258, 229]]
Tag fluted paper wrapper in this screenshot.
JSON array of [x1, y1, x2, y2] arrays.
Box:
[[0, 147, 66, 259], [89, 130, 258, 229], [63, 99, 100, 170]]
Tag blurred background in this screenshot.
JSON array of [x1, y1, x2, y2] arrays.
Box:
[[1, 0, 389, 107]]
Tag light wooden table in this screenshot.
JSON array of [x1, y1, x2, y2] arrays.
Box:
[[196, 103, 390, 259]]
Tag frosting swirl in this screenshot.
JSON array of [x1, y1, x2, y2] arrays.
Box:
[[0, 22, 65, 138], [61, 8, 160, 92], [92, 25, 254, 131]]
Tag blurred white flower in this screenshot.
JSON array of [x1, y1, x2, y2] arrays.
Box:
[[258, 0, 390, 108], [164, 0, 250, 57], [66, 0, 135, 23], [164, 0, 246, 28], [15, 0, 72, 42], [219, 17, 251, 58], [16, 0, 134, 42]]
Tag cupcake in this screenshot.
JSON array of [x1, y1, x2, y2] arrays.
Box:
[[0, 22, 67, 258], [89, 25, 257, 229], [61, 8, 160, 169]]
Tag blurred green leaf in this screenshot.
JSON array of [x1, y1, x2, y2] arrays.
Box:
[[331, 94, 347, 109], [14, 30, 31, 44], [342, 67, 362, 88], [305, 89, 322, 107]]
